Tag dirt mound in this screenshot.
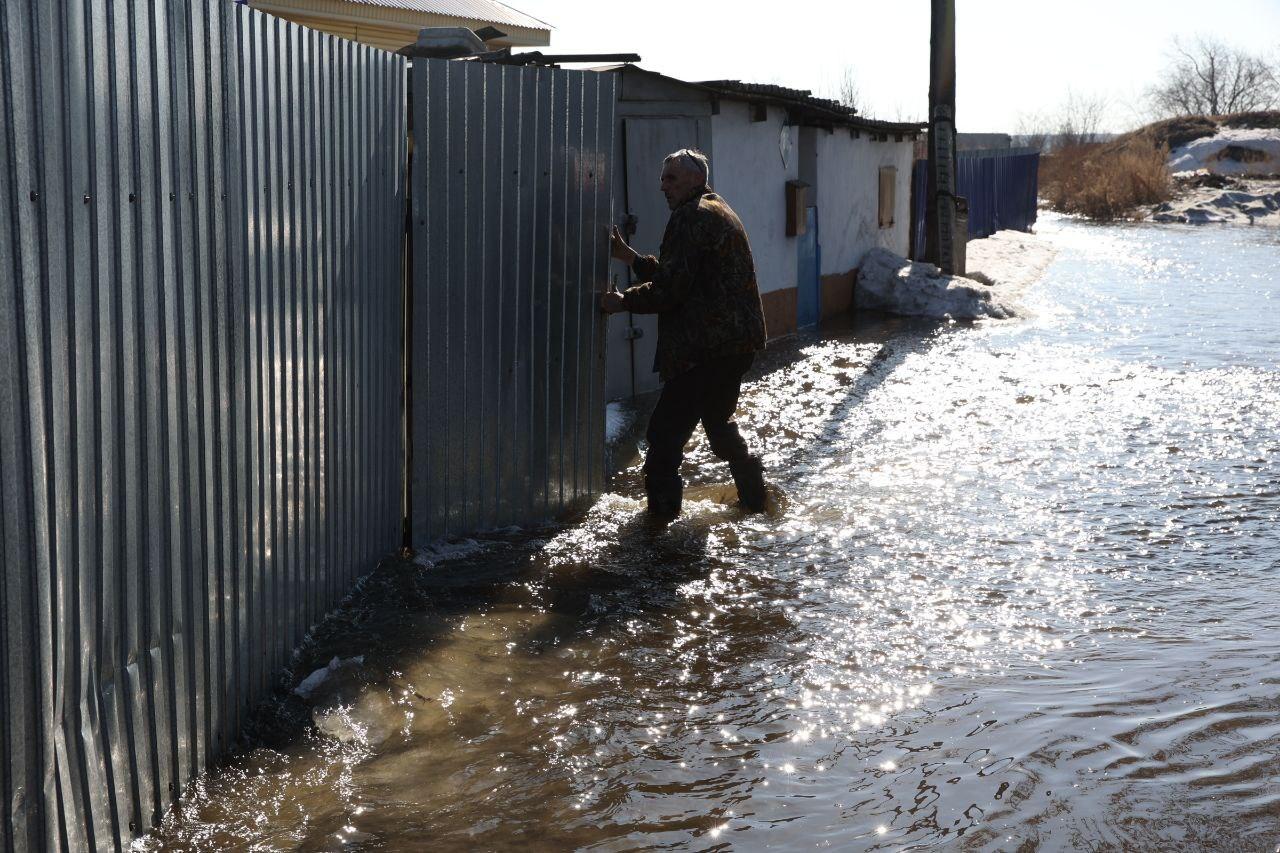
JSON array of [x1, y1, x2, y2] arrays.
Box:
[[1123, 115, 1219, 151], [1114, 112, 1280, 152], [1220, 111, 1280, 130]]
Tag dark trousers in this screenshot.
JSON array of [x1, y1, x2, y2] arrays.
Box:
[[643, 352, 756, 497]]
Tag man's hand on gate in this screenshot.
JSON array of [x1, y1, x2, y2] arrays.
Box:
[[610, 225, 637, 266], [600, 291, 626, 314]]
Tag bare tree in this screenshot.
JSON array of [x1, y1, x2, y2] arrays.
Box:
[[1014, 109, 1051, 152], [1056, 90, 1108, 147], [1148, 36, 1278, 116], [831, 66, 861, 113], [886, 101, 924, 123]]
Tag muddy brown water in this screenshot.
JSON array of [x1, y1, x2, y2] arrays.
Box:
[[144, 218, 1280, 851]]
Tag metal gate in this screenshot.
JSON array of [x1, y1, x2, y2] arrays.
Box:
[[409, 59, 617, 543], [0, 1, 405, 848]]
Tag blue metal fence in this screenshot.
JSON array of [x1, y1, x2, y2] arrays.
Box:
[[911, 148, 1040, 260]]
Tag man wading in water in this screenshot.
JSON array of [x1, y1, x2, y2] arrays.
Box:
[[601, 148, 768, 519]]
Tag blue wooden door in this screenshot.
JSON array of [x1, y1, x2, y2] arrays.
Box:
[[797, 206, 820, 328]]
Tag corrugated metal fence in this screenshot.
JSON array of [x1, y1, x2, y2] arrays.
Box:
[[911, 148, 1040, 259], [409, 59, 616, 543], [0, 0, 405, 848]]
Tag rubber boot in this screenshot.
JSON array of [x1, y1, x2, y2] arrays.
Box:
[[644, 473, 683, 521], [730, 458, 767, 513]]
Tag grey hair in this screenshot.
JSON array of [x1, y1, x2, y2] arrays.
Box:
[[663, 148, 710, 185]]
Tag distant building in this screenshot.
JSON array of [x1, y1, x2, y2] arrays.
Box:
[[914, 132, 1011, 160], [957, 132, 1012, 151], [247, 0, 551, 52], [1010, 132, 1120, 152]]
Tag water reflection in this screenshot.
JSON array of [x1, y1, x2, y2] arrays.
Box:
[[146, 219, 1280, 851]]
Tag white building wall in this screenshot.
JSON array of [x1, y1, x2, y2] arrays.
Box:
[[709, 101, 799, 295], [814, 130, 915, 275]]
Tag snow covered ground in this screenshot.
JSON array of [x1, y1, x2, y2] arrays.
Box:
[[854, 229, 1057, 321], [1148, 121, 1280, 224], [1150, 178, 1280, 225], [966, 229, 1060, 301], [1168, 126, 1280, 176]]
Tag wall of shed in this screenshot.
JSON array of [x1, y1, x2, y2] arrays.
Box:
[[711, 101, 799, 298], [709, 101, 801, 338], [814, 129, 915, 277], [606, 79, 922, 385]]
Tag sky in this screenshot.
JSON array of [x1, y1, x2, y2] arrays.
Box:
[[518, 0, 1280, 133]]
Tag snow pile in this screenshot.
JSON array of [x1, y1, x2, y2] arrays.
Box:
[[965, 229, 1059, 300], [1168, 127, 1280, 176], [1150, 179, 1280, 225], [855, 248, 1016, 320]]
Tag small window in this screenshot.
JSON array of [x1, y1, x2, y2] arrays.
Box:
[[878, 166, 896, 228]]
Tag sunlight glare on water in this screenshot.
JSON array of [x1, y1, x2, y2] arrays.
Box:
[[145, 218, 1280, 851]]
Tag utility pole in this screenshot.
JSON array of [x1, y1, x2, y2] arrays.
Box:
[[925, 0, 960, 274]]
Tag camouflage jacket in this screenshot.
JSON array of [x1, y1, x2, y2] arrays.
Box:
[[621, 188, 767, 380]]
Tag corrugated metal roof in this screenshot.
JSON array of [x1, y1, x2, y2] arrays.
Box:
[[347, 0, 551, 32]]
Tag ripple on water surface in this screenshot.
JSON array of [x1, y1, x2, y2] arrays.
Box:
[[145, 220, 1280, 851]]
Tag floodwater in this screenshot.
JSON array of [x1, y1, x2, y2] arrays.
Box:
[[146, 218, 1280, 851]]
